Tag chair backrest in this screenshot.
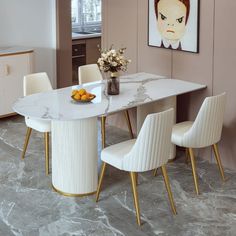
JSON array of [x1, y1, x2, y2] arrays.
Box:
[[183, 93, 226, 148], [78, 64, 103, 84], [123, 108, 174, 172], [23, 72, 52, 96]]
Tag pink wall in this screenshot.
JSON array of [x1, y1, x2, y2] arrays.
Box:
[[102, 0, 236, 169]]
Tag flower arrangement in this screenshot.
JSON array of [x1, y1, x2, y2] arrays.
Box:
[[97, 46, 131, 73]]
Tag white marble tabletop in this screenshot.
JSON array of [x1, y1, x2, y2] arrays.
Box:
[[13, 73, 206, 121]]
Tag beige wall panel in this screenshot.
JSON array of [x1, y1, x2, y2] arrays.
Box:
[[173, 0, 214, 121], [137, 0, 172, 76], [105, 0, 138, 74], [102, 0, 138, 130], [172, 0, 215, 161], [213, 0, 236, 169]]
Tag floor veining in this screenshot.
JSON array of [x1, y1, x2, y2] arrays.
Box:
[[0, 116, 235, 236]]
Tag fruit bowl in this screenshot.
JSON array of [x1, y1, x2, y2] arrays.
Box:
[[71, 89, 96, 103], [71, 94, 96, 103]]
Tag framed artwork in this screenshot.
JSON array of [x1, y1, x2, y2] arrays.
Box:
[[148, 0, 200, 53]]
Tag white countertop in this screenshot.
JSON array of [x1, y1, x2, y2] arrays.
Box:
[[0, 46, 34, 57], [72, 32, 101, 40], [13, 73, 206, 121]]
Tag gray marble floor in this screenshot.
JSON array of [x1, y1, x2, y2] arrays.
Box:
[[0, 116, 236, 236]]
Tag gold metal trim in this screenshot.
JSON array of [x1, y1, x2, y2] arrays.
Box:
[[110, 72, 119, 78], [153, 168, 158, 177], [161, 165, 177, 215], [96, 162, 107, 202], [52, 184, 96, 197], [44, 132, 50, 176], [130, 172, 141, 226], [212, 143, 226, 181], [21, 128, 32, 159], [189, 148, 200, 195], [101, 116, 106, 149], [124, 110, 134, 139]]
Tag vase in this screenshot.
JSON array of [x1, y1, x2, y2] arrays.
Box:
[[107, 72, 120, 95]]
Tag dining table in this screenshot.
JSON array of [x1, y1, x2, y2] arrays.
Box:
[[13, 72, 206, 197]]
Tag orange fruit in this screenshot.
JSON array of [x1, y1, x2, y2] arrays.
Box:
[[81, 95, 87, 100], [78, 89, 86, 96], [74, 94, 81, 100], [72, 90, 78, 96]]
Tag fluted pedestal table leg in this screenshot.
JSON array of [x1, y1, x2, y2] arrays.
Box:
[[51, 118, 98, 196]]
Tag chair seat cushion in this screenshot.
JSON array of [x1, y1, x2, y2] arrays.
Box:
[[101, 139, 136, 170], [171, 121, 193, 147], [25, 117, 51, 133]]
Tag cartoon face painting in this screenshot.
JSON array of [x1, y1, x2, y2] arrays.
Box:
[[154, 0, 190, 49]]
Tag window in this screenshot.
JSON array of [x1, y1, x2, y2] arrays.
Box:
[[71, 0, 101, 27]]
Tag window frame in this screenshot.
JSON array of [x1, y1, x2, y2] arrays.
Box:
[[71, 0, 102, 29]]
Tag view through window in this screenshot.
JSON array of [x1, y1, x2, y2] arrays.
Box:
[[71, 0, 101, 27]]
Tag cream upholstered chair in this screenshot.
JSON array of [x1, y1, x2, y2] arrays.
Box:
[[79, 64, 103, 84], [171, 93, 226, 195], [96, 109, 177, 226], [21, 72, 52, 175], [79, 64, 134, 148]]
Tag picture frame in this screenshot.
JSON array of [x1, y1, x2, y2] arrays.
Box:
[[148, 0, 200, 53]]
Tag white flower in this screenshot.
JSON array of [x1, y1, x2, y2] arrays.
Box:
[[98, 46, 131, 73]]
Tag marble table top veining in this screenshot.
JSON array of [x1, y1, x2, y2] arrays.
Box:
[[13, 73, 206, 121]]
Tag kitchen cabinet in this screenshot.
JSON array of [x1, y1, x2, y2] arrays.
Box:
[[86, 37, 101, 64], [72, 37, 101, 83], [0, 48, 34, 117]]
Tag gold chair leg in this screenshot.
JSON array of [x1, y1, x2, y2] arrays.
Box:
[[161, 165, 177, 215], [189, 148, 199, 195], [130, 172, 141, 226], [153, 168, 158, 177], [124, 110, 134, 139], [96, 162, 107, 202], [212, 144, 226, 181], [44, 132, 50, 176], [21, 128, 32, 159], [101, 116, 106, 149]]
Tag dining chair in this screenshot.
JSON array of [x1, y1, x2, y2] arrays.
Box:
[[96, 109, 177, 226], [21, 72, 52, 175], [79, 64, 134, 148], [170, 93, 226, 195]]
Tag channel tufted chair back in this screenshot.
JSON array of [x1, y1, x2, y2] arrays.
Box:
[[78, 64, 103, 84], [182, 93, 226, 148], [123, 108, 174, 172], [23, 72, 52, 96]]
